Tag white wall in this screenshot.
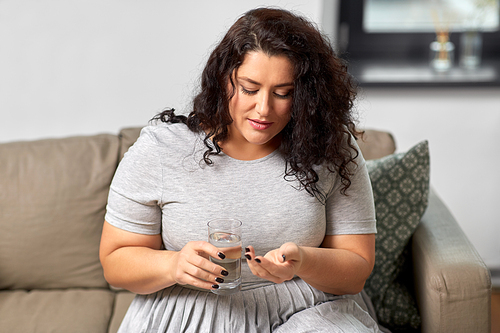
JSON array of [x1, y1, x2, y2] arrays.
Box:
[[358, 87, 500, 269], [1, 0, 499, 269], [0, 0, 322, 142]]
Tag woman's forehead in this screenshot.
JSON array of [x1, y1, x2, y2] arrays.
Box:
[[235, 51, 294, 84]]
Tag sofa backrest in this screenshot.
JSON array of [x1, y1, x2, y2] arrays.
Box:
[[0, 134, 120, 290], [117, 127, 398, 162]]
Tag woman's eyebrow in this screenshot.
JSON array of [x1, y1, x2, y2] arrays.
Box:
[[238, 76, 294, 88]]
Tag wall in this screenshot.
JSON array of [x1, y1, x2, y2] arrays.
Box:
[[1, 0, 499, 269], [0, 0, 322, 142], [358, 87, 500, 269]]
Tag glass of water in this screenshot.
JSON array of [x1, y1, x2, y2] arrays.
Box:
[[207, 218, 242, 295]]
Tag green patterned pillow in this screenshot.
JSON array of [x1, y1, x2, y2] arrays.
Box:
[[364, 140, 430, 332]]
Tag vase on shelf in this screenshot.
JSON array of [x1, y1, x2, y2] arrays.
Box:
[[429, 32, 455, 72]]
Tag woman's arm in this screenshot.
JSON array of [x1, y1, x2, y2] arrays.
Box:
[[245, 233, 375, 295], [99, 221, 229, 294], [298, 234, 375, 294]]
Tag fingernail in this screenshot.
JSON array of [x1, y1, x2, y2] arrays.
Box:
[[215, 277, 224, 283], [245, 247, 250, 252], [212, 284, 219, 289], [245, 254, 251, 260], [255, 258, 261, 263], [217, 252, 226, 259], [221, 270, 229, 276], [282, 254, 286, 262]]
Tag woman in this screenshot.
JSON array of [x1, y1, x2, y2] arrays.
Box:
[[100, 7, 383, 333]]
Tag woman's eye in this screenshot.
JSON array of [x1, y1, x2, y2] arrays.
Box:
[[240, 86, 292, 99], [241, 87, 258, 95], [274, 91, 292, 99]]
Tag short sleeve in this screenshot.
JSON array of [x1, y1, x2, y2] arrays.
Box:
[[105, 126, 163, 235], [325, 140, 377, 235]]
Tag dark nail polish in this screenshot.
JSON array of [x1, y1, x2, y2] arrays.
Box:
[[245, 254, 251, 260], [217, 252, 226, 259], [221, 270, 229, 276], [215, 277, 224, 283], [255, 258, 261, 263], [212, 284, 219, 289], [282, 254, 286, 262], [245, 247, 250, 252]]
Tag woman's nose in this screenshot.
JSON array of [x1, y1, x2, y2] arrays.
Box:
[[256, 93, 270, 116]]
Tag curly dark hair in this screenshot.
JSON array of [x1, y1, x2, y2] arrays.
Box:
[[153, 7, 360, 200]]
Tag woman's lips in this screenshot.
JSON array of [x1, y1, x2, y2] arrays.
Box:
[[248, 119, 273, 130]]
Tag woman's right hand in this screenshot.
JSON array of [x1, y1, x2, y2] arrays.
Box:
[[100, 222, 228, 294], [169, 241, 229, 290]]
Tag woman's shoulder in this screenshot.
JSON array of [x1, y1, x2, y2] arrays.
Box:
[[138, 122, 200, 147], [121, 122, 202, 163]]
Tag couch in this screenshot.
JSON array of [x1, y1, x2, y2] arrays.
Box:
[[0, 127, 491, 333]]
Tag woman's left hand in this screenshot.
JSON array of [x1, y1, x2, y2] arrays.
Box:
[[245, 243, 303, 284]]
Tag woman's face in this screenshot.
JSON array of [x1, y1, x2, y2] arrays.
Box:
[[226, 51, 294, 158]]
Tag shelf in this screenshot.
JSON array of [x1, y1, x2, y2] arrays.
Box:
[[348, 58, 500, 87]]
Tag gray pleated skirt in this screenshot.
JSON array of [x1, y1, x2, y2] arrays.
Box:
[[117, 277, 384, 333]]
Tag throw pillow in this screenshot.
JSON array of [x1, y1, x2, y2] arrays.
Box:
[[364, 140, 430, 332]]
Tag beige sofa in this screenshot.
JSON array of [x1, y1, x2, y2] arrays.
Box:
[[0, 127, 491, 333]]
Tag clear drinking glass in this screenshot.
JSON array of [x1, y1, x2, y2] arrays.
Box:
[[207, 218, 242, 295], [460, 30, 482, 69]]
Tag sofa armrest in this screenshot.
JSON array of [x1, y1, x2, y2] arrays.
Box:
[[412, 188, 491, 333]]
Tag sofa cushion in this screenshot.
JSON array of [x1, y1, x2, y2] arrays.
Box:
[[108, 291, 137, 333], [0, 134, 120, 290], [0, 289, 114, 333], [364, 141, 430, 332]]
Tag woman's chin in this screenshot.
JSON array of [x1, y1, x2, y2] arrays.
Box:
[[244, 134, 276, 147]]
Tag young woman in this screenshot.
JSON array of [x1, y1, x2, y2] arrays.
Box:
[[100, 7, 384, 332]]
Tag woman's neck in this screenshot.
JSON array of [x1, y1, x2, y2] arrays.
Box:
[[219, 134, 282, 161]]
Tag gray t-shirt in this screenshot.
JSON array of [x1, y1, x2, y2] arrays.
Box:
[[105, 122, 376, 289]]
